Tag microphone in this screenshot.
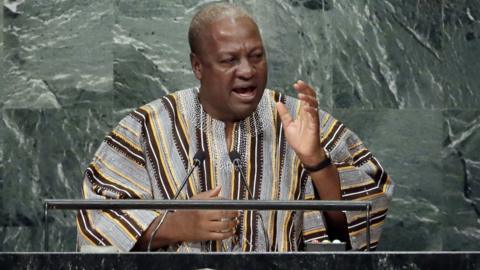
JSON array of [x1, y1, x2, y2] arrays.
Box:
[[229, 151, 254, 199], [147, 150, 206, 251], [229, 150, 271, 251], [172, 151, 206, 200]]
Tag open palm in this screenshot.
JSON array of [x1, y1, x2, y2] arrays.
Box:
[[276, 81, 324, 165]]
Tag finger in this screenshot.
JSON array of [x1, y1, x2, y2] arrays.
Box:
[[207, 185, 222, 198], [298, 93, 318, 108], [208, 231, 236, 241], [294, 80, 317, 97], [303, 106, 320, 121], [209, 219, 238, 232], [276, 102, 293, 127], [224, 210, 241, 219], [206, 210, 240, 221], [192, 185, 222, 199]]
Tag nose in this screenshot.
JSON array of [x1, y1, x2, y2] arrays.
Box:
[[237, 58, 255, 80]]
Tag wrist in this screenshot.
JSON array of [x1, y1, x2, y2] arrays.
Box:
[[299, 148, 327, 167], [157, 211, 182, 243], [301, 150, 332, 173]]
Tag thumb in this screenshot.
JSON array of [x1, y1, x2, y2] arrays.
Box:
[[193, 185, 222, 199], [276, 102, 293, 127], [207, 185, 222, 198]]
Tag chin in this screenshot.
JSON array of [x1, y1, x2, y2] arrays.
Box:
[[231, 106, 258, 122]]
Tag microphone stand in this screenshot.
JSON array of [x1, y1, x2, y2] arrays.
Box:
[[147, 151, 205, 251], [230, 151, 271, 251]]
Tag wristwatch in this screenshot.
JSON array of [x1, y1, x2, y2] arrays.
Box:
[[302, 151, 332, 173]]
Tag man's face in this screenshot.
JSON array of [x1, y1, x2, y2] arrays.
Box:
[[191, 16, 268, 122]]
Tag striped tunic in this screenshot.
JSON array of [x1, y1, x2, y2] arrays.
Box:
[[77, 88, 394, 252]]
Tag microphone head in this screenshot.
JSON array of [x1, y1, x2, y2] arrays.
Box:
[[228, 150, 241, 163], [193, 150, 206, 165]]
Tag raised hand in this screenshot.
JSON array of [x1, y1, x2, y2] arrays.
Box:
[[276, 80, 326, 166], [276, 81, 348, 243]]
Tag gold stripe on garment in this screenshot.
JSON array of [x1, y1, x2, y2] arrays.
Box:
[[166, 96, 195, 195], [351, 148, 369, 158], [320, 112, 330, 129], [119, 121, 141, 138], [173, 95, 191, 147], [336, 164, 357, 171], [287, 157, 299, 201], [82, 181, 90, 198], [176, 97, 196, 196], [95, 156, 150, 195], [100, 211, 138, 241], [305, 194, 315, 200], [90, 163, 142, 199], [241, 204, 250, 251], [111, 130, 143, 153], [145, 104, 177, 197], [281, 210, 293, 251], [86, 210, 115, 246], [229, 159, 237, 200], [112, 210, 144, 236], [321, 118, 338, 145], [348, 142, 366, 152], [303, 227, 327, 235]]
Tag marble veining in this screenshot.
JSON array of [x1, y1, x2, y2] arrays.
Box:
[[0, 0, 479, 252]]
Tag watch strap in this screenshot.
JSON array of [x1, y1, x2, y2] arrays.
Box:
[[302, 156, 332, 173]]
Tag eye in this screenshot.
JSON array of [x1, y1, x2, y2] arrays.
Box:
[[220, 57, 236, 64], [250, 52, 264, 62]]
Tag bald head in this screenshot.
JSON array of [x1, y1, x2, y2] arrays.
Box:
[[188, 3, 256, 56]]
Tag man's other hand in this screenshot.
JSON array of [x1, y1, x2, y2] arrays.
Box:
[[168, 186, 240, 242]]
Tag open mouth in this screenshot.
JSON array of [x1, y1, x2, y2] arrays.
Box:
[[232, 86, 256, 100]]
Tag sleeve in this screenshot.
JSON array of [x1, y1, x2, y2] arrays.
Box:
[[303, 110, 394, 250], [76, 113, 160, 252]]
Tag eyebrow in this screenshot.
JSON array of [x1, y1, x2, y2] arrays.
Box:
[[216, 45, 264, 55]]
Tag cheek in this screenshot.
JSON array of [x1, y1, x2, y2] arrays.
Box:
[[256, 62, 267, 73], [212, 66, 235, 80], [221, 70, 237, 87], [256, 66, 268, 83]]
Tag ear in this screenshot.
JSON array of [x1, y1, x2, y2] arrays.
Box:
[[190, 52, 202, 81]]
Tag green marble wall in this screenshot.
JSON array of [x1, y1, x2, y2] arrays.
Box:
[[1, 0, 479, 251]]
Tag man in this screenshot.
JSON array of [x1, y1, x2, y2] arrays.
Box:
[[77, 3, 393, 252]]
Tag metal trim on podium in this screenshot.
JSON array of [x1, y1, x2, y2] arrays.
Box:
[[44, 199, 372, 252]]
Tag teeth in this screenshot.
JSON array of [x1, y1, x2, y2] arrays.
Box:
[[234, 87, 254, 93]]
